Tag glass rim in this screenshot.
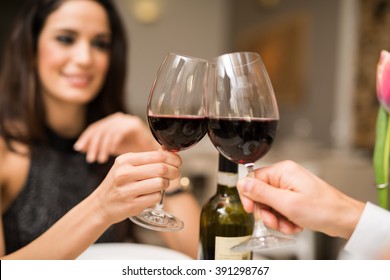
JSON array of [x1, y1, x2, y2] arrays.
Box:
[[209, 51, 262, 68], [165, 52, 209, 63]]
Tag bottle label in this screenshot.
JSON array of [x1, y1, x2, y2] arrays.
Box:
[[215, 236, 252, 260]]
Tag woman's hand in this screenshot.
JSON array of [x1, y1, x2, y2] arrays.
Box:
[[74, 112, 160, 163], [237, 160, 365, 239], [92, 150, 182, 225]]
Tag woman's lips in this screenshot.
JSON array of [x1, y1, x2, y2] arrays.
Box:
[[64, 74, 92, 87]]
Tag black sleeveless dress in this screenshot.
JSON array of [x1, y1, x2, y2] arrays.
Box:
[[2, 129, 131, 255]]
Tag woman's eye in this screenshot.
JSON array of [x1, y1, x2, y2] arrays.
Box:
[[56, 35, 74, 45], [92, 39, 111, 51]]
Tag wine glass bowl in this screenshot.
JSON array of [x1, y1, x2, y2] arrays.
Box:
[[147, 115, 207, 152], [129, 53, 208, 231], [206, 52, 295, 251], [147, 53, 208, 152], [206, 117, 278, 165], [206, 52, 279, 165]]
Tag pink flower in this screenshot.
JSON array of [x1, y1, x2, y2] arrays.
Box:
[[377, 50, 390, 112]]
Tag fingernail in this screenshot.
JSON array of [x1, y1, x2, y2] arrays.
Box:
[[73, 142, 82, 151], [98, 155, 108, 164], [86, 154, 95, 163]]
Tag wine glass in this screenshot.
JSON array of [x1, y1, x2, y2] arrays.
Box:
[[129, 52, 208, 231], [205, 51, 295, 250]]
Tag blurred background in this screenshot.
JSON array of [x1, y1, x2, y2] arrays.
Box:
[[1, 0, 389, 259]]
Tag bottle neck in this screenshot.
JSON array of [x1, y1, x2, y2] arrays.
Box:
[[216, 171, 239, 195]]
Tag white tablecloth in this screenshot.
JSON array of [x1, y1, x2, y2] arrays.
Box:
[[77, 243, 192, 260]]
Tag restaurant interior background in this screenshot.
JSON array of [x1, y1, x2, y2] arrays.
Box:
[[1, 0, 389, 259]]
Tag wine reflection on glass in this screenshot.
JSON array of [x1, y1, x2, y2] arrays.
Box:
[[206, 52, 295, 250], [129, 53, 208, 231]]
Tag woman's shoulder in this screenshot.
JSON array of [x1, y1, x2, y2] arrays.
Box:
[[0, 137, 11, 187], [0, 137, 10, 162], [0, 136, 29, 184], [0, 136, 30, 209], [0, 136, 29, 158]]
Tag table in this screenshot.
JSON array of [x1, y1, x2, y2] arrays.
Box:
[[77, 243, 192, 260]]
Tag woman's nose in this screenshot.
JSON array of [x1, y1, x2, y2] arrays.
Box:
[[73, 41, 92, 66]]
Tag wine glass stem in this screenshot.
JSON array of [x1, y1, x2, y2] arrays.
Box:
[[155, 190, 165, 211], [245, 163, 269, 236]]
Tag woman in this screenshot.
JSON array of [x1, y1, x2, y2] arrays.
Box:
[[0, 0, 200, 259]]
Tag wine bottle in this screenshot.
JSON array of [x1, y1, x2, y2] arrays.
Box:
[[199, 154, 254, 260]]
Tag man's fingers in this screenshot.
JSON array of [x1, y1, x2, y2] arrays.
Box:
[[237, 177, 286, 210]]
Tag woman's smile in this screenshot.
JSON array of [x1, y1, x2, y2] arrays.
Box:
[[63, 73, 93, 88]]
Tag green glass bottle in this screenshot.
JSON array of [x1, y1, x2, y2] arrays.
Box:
[[199, 154, 254, 260]]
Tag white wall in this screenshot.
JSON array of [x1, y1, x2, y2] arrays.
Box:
[[114, 0, 230, 118]]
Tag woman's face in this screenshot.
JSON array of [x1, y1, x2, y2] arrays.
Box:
[[37, 0, 111, 107]]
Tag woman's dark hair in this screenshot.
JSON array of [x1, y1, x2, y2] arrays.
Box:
[[0, 0, 128, 150]]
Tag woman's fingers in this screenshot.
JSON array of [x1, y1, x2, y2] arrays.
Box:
[[115, 151, 182, 169], [112, 152, 181, 192], [120, 176, 171, 197], [74, 113, 159, 163], [96, 151, 182, 222]]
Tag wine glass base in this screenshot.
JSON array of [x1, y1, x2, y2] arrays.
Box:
[[231, 234, 295, 252], [129, 208, 184, 232]]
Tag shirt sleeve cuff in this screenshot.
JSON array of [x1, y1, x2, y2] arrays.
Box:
[[344, 201, 390, 259]]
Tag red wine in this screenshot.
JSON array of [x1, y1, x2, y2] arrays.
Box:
[[148, 115, 207, 152], [207, 117, 278, 164]]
